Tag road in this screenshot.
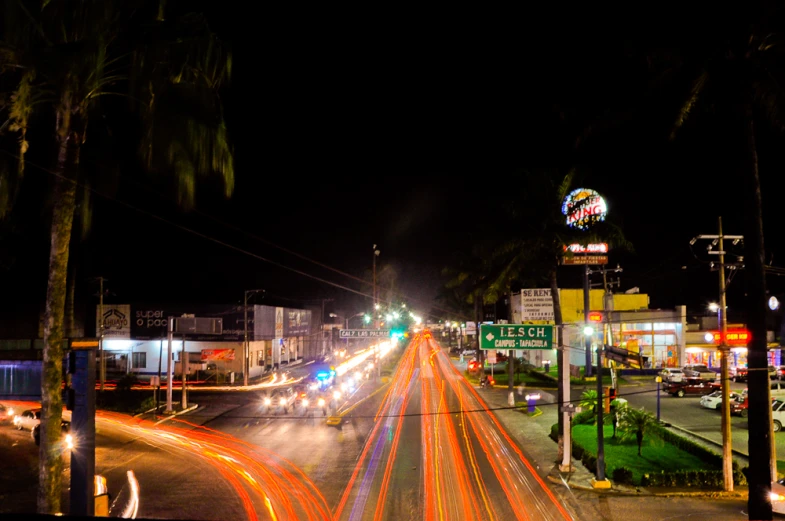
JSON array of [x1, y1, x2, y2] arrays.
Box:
[[612, 378, 785, 460], [334, 334, 577, 521]]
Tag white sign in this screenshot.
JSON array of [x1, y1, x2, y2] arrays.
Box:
[[487, 351, 497, 364], [96, 304, 131, 339], [520, 289, 555, 322], [275, 307, 284, 338], [465, 321, 477, 335]]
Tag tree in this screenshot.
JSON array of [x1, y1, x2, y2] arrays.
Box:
[[579, 389, 598, 414], [646, 7, 785, 513], [0, 2, 233, 513], [617, 407, 655, 457]]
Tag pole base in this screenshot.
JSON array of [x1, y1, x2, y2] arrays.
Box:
[[591, 478, 612, 489], [558, 464, 574, 473]]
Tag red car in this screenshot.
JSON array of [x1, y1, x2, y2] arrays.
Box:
[[665, 378, 720, 397]]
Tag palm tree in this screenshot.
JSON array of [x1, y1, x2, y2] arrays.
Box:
[[617, 407, 655, 457], [0, 2, 233, 513], [579, 389, 599, 414], [648, 10, 785, 510]]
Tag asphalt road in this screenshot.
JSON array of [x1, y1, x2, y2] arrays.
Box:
[[610, 378, 785, 460]]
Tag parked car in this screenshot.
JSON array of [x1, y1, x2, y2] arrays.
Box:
[[665, 378, 720, 397], [682, 365, 718, 380], [773, 399, 785, 432], [772, 476, 785, 513], [699, 390, 741, 410], [659, 368, 685, 383]]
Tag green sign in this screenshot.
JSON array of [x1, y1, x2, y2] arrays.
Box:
[[479, 324, 553, 350]]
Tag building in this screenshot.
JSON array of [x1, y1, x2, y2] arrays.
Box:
[[684, 318, 779, 369], [512, 288, 687, 369], [96, 303, 321, 382]]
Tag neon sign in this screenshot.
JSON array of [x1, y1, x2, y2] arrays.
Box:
[[588, 311, 603, 322], [562, 188, 608, 230], [707, 329, 751, 345], [564, 243, 609, 253]]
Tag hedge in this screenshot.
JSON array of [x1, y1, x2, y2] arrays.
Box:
[[548, 423, 748, 487]]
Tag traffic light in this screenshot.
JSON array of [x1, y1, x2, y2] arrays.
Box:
[[603, 345, 643, 369]]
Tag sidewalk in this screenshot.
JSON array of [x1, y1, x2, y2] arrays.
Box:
[[450, 357, 748, 499]]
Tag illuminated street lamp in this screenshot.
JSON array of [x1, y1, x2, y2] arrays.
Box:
[[583, 326, 595, 337], [708, 302, 720, 313]]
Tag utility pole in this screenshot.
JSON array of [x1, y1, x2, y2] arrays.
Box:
[[166, 317, 173, 413], [583, 263, 592, 377], [321, 299, 333, 358], [373, 245, 380, 327], [691, 219, 744, 493], [97, 277, 106, 391], [244, 289, 265, 386]]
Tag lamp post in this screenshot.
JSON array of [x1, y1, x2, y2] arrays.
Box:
[[373, 245, 380, 327], [587, 326, 607, 485], [244, 289, 265, 386], [656, 376, 662, 422]]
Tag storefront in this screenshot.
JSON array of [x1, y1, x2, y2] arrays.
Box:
[[685, 326, 781, 368], [607, 308, 687, 368]]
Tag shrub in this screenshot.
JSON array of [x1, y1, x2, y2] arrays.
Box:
[[612, 467, 634, 484]]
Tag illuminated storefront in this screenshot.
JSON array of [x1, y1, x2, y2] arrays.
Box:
[[607, 308, 687, 368], [685, 326, 781, 368]]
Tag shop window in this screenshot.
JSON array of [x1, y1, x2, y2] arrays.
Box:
[[132, 352, 147, 369]]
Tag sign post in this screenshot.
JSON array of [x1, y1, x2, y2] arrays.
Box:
[[68, 338, 99, 517]]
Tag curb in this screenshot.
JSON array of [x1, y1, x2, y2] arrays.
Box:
[[153, 403, 200, 425], [666, 423, 750, 459]]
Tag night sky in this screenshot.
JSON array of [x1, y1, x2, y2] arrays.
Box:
[[3, 3, 785, 331]]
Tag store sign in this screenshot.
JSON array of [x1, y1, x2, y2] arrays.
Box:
[[564, 243, 609, 253], [200, 349, 236, 361], [708, 329, 751, 345], [97, 305, 131, 339], [520, 289, 555, 322], [588, 311, 603, 322], [562, 188, 608, 230], [562, 255, 608, 265]]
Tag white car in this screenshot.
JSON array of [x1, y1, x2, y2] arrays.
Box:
[[13, 408, 41, 431], [699, 390, 740, 410], [659, 368, 685, 383]]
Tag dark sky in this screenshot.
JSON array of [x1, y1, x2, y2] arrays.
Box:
[[3, 3, 785, 330]]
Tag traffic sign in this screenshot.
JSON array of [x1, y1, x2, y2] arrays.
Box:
[[339, 329, 391, 338], [479, 324, 553, 350]]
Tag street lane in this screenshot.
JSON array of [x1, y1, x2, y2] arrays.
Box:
[[334, 333, 577, 521]]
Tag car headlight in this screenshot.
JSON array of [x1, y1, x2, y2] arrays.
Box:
[[7, 408, 13, 416], [280, 398, 287, 406], [317, 398, 325, 407], [302, 399, 309, 407], [333, 391, 341, 400], [65, 434, 74, 450], [771, 491, 785, 502], [264, 398, 272, 406]]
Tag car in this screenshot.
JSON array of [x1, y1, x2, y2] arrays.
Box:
[[460, 348, 475, 356], [665, 378, 720, 397], [682, 365, 718, 381], [699, 390, 741, 410], [272, 387, 296, 413], [32, 421, 73, 449], [13, 408, 41, 431], [773, 399, 785, 432], [659, 368, 685, 383]]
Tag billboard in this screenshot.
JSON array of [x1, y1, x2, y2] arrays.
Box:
[[97, 305, 131, 339], [520, 289, 555, 322], [200, 349, 236, 361]]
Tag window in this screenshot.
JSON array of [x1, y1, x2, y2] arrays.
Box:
[[132, 352, 147, 369]]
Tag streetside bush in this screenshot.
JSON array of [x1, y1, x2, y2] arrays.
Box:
[[612, 467, 634, 484]]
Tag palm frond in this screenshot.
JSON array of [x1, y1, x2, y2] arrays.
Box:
[[670, 68, 708, 140]]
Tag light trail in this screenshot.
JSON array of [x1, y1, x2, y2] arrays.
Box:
[[335, 333, 575, 521]]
